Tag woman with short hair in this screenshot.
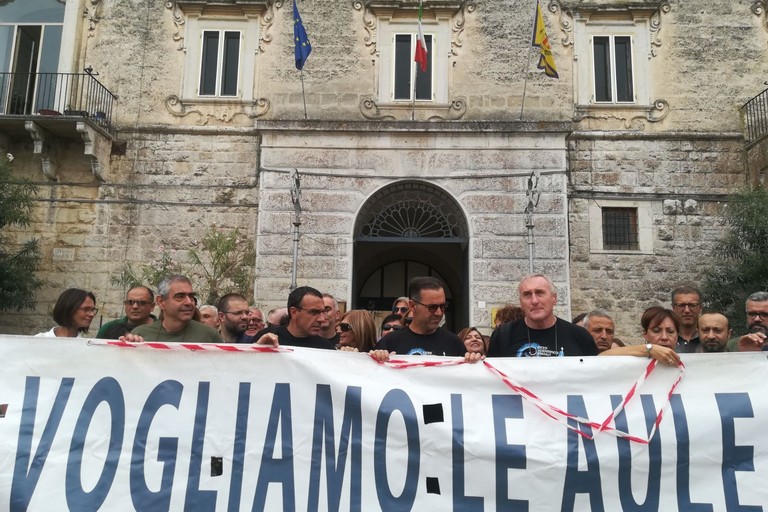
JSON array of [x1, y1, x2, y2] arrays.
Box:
[[35, 288, 98, 338]]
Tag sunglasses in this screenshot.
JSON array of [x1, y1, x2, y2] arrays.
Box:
[[393, 306, 409, 314], [339, 322, 354, 332], [381, 324, 402, 332]]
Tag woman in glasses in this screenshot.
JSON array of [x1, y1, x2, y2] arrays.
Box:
[[336, 310, 377, 352], [458, 327, 486, 356], [392, 296, 409, 316], [35, 288, 98, 338]]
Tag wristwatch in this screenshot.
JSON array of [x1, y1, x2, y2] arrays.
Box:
[[646, 343, 653, 358]]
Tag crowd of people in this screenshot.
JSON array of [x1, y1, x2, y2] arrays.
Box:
[[32, 274, 768, 362]]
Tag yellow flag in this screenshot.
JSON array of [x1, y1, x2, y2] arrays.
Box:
[[532, 0, 558, 78]]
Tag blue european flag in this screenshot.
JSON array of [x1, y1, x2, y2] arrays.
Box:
[[293, 0, 311, 70]]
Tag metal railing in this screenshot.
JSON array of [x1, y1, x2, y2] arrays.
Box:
[[0, 71, 116, 132], [742, 86, 768, 144]]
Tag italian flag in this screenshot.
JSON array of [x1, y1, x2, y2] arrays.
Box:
[[414, 0, 428, 73]]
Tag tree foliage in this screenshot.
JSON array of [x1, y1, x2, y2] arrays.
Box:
[[702, 187, 768, 332], [188, 227, 255, 305], [112, 227, 255, 305], [0, 154, 43, 311]]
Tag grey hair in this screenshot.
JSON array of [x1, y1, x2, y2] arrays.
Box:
[[582, 309, 613, 330], [518, 274, 557, 295], [156, 275, 192, 299], [322, 293, 338, 311], [199, 305, 217, 314], [747, 291, 768, 303]]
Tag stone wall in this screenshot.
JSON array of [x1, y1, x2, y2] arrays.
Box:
[[0, 130, 261, 335], [568, 132, 747, 342]]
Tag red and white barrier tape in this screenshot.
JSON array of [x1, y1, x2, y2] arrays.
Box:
[[92, 339, 684, 444], [372, 353, 685, 444], [88, 339, 292, 353]]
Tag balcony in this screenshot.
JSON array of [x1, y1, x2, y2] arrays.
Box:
[[0, 70, 115, 131], [741, 86, 768, 187], [0, 71, 117, 181]]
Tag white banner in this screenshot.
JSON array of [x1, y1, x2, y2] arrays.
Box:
[[0, 335, 767, 511]]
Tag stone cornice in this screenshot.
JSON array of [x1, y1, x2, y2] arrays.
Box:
[[253, 119, 573, 134]]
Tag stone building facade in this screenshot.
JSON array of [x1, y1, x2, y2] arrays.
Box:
[[1, 0, 766, 340]]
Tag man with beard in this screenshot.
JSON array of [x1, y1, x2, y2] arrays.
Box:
[[132, 275, 222, 342], [671, 285, 702, 353], [217, 293, 252, 343], [697, 312, 731, 353], [582, 309, 616, 353], [727, 291, 768, 351]]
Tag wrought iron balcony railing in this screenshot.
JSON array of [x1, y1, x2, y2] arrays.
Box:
[[0, 71, 116, 132], [742, 86, 768, 144]]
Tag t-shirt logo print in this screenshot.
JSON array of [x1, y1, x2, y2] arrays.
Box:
[[517, 343, 564, 357]]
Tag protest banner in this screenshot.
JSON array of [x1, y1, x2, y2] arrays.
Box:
[[0, 335, 766, 511]]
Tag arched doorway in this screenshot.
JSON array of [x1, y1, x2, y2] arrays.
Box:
[[352, 181, 469, 331]]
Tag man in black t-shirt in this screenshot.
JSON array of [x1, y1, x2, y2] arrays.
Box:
[[254, 286, 336, 350], [488, 274, 597, 358], [372, 277, 468, 359]]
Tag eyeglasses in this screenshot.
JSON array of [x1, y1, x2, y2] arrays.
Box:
[[296, 307, 328, 317], [223, 310, 250, 317], [79, 307, 99, 315], [412, 300, 449, 313], [393, 306, 409, 314], [747, 311, 768, 319], [673, 302, 701, 310], [381, 324, 402, 332], [338, 322, 354, 332], [124, 300, 151, 307]]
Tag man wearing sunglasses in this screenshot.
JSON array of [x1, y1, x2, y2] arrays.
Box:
[[96, 285, 157, 339], [254, 286, 337, 350], [374, 277, 465, 357]]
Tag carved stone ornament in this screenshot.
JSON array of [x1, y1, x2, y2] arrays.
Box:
[[166, 1, 280, 51], [359, 97, 467, 121], [88, 0, 104, 37], [165, 0, 186, 49], [573, 99, 669, 130], [352, 1, 476, 58], [753, 1, 768, 32], [548, 1, 670, 55], [24, 121, 59, 181], [649, 2, 671, 57], [76, 122, 109, 182], [165, 95, 271, 125], [547, 1, 574, 47], [259, 1, 283, 54]]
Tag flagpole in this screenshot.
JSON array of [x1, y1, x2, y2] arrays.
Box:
[[300, 69, 308, 120], [411, 61, 417, 121], [520, 0, 540, 121]]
